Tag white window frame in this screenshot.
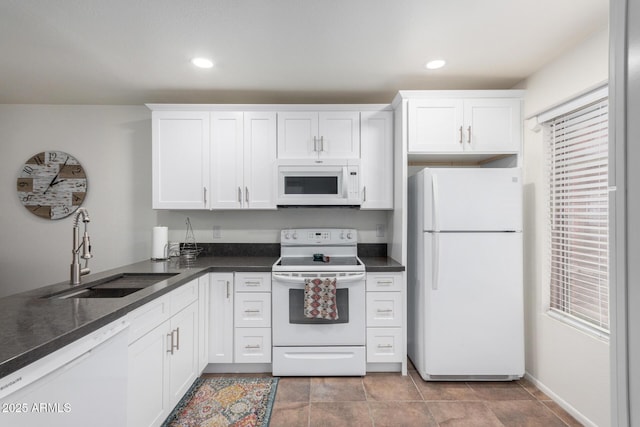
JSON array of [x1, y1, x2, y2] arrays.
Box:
[[539, 86, 610, 338]]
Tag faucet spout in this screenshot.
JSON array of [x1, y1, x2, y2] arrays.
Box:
[[70, 208, 92, 285]]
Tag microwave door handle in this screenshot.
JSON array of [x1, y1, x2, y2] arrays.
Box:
[[342, 167, 349, 197]]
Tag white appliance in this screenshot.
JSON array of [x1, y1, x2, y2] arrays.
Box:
[[272, 228, 366, 376], [0, 319, 129, 427], [277, 160, 361, 206], [408, 168, 524, 381]]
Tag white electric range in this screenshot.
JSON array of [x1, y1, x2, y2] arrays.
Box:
[[271, 228, 366, 376]]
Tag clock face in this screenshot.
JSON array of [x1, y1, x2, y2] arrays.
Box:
[[17, 151, 88, 220]]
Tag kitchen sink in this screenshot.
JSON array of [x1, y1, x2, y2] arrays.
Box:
[[45, 273, 179, 299]]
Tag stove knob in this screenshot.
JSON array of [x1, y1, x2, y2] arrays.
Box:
[[292, 232, 298, 240], [340, 231, 345, 239], [347, 232, 353, 239], [284, 232, 290, 240]]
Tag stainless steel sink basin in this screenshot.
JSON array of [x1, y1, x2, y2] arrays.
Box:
[[45, 273, 179, 299]]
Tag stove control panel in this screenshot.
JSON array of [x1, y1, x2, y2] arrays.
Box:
[[281, 228, 357, 245]]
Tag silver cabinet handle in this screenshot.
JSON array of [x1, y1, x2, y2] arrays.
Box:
[[245, 344, 261, 349], [244, 309, 261, 313], [203, 187, 207, 205], [377, 344, 393, 349], [245, 186, 249, 203], [376, 280, 393, 285], [226, 281, 231, 299], [237, 187, 242, 203], [245, 281, 261, 286], [459, 126, 463, 144], [167, 332, 174, 354], [467, 126, 471, 144], [319, 136, 324, 152], [376, 309, 393, 313], [363, 186, 367, 202], [313, 136, 318, 152], [175, 327, 180, 351]]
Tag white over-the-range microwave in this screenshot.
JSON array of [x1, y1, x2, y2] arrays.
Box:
[[277, 159, 361, 206]]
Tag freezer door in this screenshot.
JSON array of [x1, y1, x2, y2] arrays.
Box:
[[422, 232, 524, 378], [422, 168, 522, 231]]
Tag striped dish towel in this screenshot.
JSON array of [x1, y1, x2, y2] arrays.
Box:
[[304, 278, 339, 320]]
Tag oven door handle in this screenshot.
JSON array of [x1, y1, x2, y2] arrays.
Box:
[[272, 273, 366, 284]]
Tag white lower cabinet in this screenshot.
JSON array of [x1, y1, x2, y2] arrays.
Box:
[[208, 272, 272, 366], [127, 279, 199, 427], [234, 273, 271, 363], [366, 273, 404, 364]]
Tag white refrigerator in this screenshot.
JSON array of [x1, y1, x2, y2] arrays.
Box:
[[408, 167, 524, 381]]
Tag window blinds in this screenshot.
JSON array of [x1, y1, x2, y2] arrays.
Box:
[[547, 97, 609, 333]]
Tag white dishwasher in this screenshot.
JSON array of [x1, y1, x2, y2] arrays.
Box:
[[0, 318, 129, 427]]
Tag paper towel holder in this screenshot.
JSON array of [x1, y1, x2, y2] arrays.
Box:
[[151, 243, 169, 261]]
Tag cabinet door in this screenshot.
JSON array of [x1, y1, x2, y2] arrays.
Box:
[[464, 99, 521, 152], [168, 302, 199, 407], [208, 273, 234, 363], [127, 322, 171, 427], [360, 111, 393, 209], [408, 99, 464, 152], [277, 112, 318, 159], [318, 111, 360, 159], [210, 112, 244, 209], [152, 111, 209, 209], [244, 112, 277, 209], [198, 275, 209, 372]]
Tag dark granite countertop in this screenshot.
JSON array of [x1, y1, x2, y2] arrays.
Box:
[[0, 253, 402, 379]]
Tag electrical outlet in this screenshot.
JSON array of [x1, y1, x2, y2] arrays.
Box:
[[376, 224, 385, 237], [213, 226, 221, 239]]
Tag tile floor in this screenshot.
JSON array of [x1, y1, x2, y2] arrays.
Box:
[[264, 362, 583, 427]]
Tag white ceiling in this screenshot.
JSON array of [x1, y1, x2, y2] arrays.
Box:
[[0, 0, 609, 105]]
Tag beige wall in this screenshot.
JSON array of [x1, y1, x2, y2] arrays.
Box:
[[518, 27, 610, 427]]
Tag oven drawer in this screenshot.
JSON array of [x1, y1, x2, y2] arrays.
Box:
[[234, 292, 271, 327], [272, 346, 365, 376], [366, 292, 403, 327], [235, 272, 271, 292]]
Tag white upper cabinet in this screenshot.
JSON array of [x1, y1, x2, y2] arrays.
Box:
[[277, 111, 360, 159], [152, 111, 210, 209], [407, 98, 521, 154], [360, 110, 393, 209], [210, 111, 277, 209]]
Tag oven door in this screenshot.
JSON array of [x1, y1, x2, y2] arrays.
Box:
[[272, 272, 366, 346]]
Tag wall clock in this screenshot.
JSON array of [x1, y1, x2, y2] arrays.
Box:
[[16, 151, 88, 220]]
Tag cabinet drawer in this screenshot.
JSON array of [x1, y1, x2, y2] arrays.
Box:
[[170, 279, 199, 316], [234, 328, 272, 363], [127, 295, 170, 344], [234, 292, 271, 327], [235, 272, 271, 292], [366, 273, 403, 292], [366, 328, 403, 363], [366, 292, 403, 327]]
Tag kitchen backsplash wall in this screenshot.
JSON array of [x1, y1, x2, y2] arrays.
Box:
[[156, 209, 390, 245]]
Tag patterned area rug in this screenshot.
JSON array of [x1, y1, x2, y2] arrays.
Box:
[[161, 377, 279, 427]]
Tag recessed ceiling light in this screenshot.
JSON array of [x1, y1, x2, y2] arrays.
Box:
[[425, 59, 446, 70], [191, 57, 214, 69]]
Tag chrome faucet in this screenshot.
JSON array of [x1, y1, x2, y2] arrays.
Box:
[[70, 208, 92, 285]]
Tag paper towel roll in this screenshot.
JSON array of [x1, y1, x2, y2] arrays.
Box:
[[152, 226, 168, 260]]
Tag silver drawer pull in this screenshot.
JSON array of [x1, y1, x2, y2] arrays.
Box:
[[245, 344, 261, 349], [377, 309, 393, 313], [244, 309, 261, 313], [244, 281, 261, 286], [377, 344, 393, 349], [376, 281, 393, 285]]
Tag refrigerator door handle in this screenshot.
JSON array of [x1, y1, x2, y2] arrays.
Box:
[[432, 174, 440, 232], [432, 233, 439, 290]]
